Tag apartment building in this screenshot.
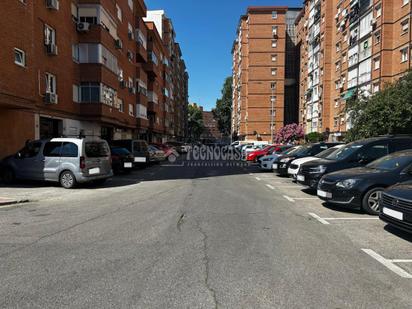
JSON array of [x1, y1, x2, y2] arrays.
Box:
[[0, 0, 189, 158], [231, 6, 301, 142], [297, 0, 412, 141]]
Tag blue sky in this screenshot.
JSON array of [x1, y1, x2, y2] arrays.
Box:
[[145, 0, 302, 111]]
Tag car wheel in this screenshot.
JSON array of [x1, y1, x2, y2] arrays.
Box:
[[2, 167, 15, 184], [362, 187, 384, 215], [60, 171, 76, 189]]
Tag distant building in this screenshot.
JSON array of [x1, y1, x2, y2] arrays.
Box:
[[201, 109, 222, 143]]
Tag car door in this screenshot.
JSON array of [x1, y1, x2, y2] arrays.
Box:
[[14, 141, 44, 180], [42, 142, 62, 181]]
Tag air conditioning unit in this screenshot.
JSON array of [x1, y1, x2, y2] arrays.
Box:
[[77, 22, 90, 32], [46, 0, 59, 10], [115, 39, 123, 49], [45, 93, 58, 104], [46, 43, 58, 55]]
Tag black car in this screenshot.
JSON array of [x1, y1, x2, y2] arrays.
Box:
[[380, 181, 412, 233], [274, 143, 341, 176], [318, 150, 412, 215], [110, 139, 150, 167], [297, 136, 412, 189], [110, 147, 134, 174]]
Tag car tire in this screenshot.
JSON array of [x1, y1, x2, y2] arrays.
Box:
[[59, 171, 77, 189], [2, 167, 15, 184], [362, 187, 384, 215]]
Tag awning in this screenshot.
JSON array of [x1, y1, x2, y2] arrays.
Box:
[[341, 89, 356, 100]]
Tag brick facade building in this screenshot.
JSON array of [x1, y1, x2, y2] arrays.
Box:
[[296, 0, 412, 141], [0, 0, 189, 158], [231, 6, 301, 142]]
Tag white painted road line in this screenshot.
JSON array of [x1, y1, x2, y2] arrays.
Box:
[[273, 185, 301, 188], [391, 259, 412, 263], [283, 195, 295, 202], [309, 213, 330, 225], [266, 184, 275, 190], [255, 177, 261, 181], [362, 249, 412, 279], [324, 217, 380, 221], [293, 197, 319, 200]]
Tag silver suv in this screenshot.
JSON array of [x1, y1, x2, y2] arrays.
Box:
[[1, 137, 113, 189]]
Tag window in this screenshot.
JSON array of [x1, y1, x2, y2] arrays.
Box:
[[14, 48, 25, 67], [101, 84, 116, 106], [20, 142, 42, 158], [271, 40, 277, 48], [336, 43, 341, 52], [335, 61, 341, 71], [375, 4, 381, 17], [118, 98, 124, 112], [271, 68, 277, 76], [116, 4, 122, 21], [374, 57, 380, 70], [272, 11, 277, 19], [80, 82, 100, 102], [128, 0, 133, 10], [45, 73, 56, 94], [403, 0, 410, 6], [60, 143, 78, 157], [272, 26, 278, 35], [128, 23, 134, 40], [72, 44, 79, 62], [271, 54, 277, 62], [342, 52, 347, 63], [71, 3, 78, 21], [43, 142, 62, 157], [401, 19, 409, 34], [359, 12, 373, 39], [373, 82, 380, 93], [44, 24, 56, 45], [374, 31, 381, 44], [358, 144, 389, 162], [129, 104, 134, 116], [73, 84, 79, 102], [271, 82, 276, 90], [401, 47, 409, 63], [270, 95, 276, 102]]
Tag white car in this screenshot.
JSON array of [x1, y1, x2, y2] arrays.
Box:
[[258, 146, 298, 171], [287, 144, 345, 179]]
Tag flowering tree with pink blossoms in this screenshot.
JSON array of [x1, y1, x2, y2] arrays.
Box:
[[274, 123, 304, 144]]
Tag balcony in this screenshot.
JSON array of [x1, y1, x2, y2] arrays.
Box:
[[77, 103, 135, 128]]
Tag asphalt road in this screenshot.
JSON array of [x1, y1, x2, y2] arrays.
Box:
[[0, 160, 411, 308]]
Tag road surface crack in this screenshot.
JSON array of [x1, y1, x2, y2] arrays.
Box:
[[195, 219, 219, 309], [177, 213, 185, 231]]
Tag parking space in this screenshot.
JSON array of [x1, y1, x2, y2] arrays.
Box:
[[247, 165, 412, 279]]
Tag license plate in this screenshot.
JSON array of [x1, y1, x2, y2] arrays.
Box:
[[124, 162, 132, 168], [383, 207, 403, 221], [297, 175, 305, 182], [317, 190, 332, 198], [134, 157, 146, 163], [272, 164, 278, 169], [89, 167, 100, 175]]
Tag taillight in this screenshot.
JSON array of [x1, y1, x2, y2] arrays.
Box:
[[80, 156, 86, 169]]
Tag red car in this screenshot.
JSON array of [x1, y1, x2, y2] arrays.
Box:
[[151, 143, 179, 159], [246, 144, 284, 162]]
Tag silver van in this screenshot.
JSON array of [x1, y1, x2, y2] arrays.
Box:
[[1, 138, 113, 189]]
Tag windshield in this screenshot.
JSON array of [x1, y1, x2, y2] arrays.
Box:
[[290, 145, 311, 156], [366, 153, 412, 171], [325, 143, 363, 161], [315, 146, 342, 159]]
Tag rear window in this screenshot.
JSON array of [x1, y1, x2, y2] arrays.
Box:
[[85, 142, 110, 158], [133, 141, 148, 152], [111, 147, 130, 156]]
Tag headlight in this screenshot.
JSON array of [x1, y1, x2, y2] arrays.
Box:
[[309, 165, 327, 174], [336, 179, 360, 189], [280, 157, 293, 163]]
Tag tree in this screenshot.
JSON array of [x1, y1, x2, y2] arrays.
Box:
[[187, 104, 204, 142], [274, 123, 304, 144], [346, 71, 412, 142], [212, 77, 232, 136], [305, 132, 325, 143]]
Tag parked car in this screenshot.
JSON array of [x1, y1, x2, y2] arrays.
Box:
[[166, 141, 186, 153], [0, 138, 112, 188], [380, 181, 412, 233], [317, 150, 412, 215], [110, 139, 149, 167], [242, 144, 265, 160], [274, 143, 341, 176], [148, 145, 166, 163], [287, 144, 345, 179], [297, 136, 412, 189], [151, 143, 179, 160], [258, 146, 299, 171], [246, 144, 288, 162], [110, 147, 134, 174]]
